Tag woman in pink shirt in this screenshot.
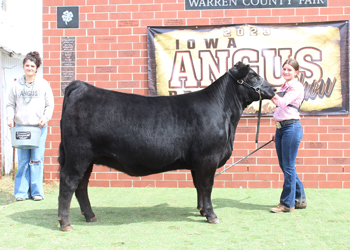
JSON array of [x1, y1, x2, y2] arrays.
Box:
[[270, 58, 307, 213]]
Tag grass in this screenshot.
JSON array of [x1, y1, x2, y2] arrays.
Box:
[[0, 175, 350, 249]]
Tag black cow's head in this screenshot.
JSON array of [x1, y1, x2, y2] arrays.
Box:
[[228, 61, 276, 101]]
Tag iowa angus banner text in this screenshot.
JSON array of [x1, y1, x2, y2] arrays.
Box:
[[147, 21, 349, 116]]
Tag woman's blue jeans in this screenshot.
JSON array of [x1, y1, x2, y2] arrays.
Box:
[[275, 121, 306, 209], [14, 126, 47, 199]]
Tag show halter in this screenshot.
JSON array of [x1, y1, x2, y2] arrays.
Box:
[[227, 70, 265, 143]]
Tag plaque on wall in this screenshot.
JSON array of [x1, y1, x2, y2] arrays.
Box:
[[61, 67, 75, 82], [61, 51, 75, 67], [61, 37, 75, 51], [57, 6, 79, 29]]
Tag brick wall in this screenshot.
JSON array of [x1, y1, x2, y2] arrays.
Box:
[[42, 0, 350, 188]]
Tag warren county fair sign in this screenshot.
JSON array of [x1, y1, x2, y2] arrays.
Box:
[[185, 0, 327, 10]]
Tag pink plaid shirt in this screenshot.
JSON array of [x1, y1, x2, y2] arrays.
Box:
[[272, 78, 304, 122]]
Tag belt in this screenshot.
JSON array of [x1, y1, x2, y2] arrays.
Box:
[[276, 119, 299, 129]]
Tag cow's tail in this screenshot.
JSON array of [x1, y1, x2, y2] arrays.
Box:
[[58, 81, 82, 170]]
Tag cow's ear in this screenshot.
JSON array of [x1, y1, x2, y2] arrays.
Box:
[[236, 64, 250, 79]]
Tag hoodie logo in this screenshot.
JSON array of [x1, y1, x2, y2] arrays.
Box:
[[19, 90, 40, 98]]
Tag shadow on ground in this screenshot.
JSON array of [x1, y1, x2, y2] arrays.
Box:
[[6, 197, 272, 231]]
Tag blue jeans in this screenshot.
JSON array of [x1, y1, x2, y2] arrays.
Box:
[[275, 121, 306, 208], [14, 126, 47, 199]]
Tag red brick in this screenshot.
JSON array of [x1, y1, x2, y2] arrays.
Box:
[[156, 11, 177, 19], [110, 12, 132, 20], [329, 142, 350, 149], [88, 74, 110, 81], [328, 173, 350, 181], [86, 0, 108, 5], [257, 17, 280, 23], [328, 0, 349, 6], [95, 21, 117, 28], [156, 181, 178, 188], [320, 134, 343, 141], [117, 5, 139, 12], [225, 181, 247, 188], [87, 13, 109, 21], [304, 157, 327, 165], [320, 166, 343, 173], [65, 0, 85, 5], [88, 43, 110, 51], [80, 6, 94, 13], [303, 182, 319, 188], [89, 180, 110, 187], [133, 180, 155, 188], [178, 181, 194, 188], [280, 16, 304, 23], [319, 182, 343, 188], [96, 51, 119, 58], [320, 7, 344, 15], [111, 181, 132, 187], [88, 59, 110, 66], [215, 173, 233, 181], [248, 9, 271, 17], [304, 16, 328, 23], [234, 173, 256, 181], [43, 0, 64, 6], [256, 174, 279, 181], [296, 8, 319, 15], [178, 10, 200, 18], [87, 28, 110, 36], [95, 81, 117, 89], [343, 182, 350, 188], [250, 164, 273, 172], [248, 181, 271, 188], [304, 174, 326, 181], [96, 172, 118, 179], [95, 5, 116, 12], [162, 3, 184, 11], [118, 66, 140, 73]]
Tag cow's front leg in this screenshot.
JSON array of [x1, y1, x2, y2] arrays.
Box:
[[191, 170, 205, 216], [75, 164, 97, 223], [193, 165, 220, 224]]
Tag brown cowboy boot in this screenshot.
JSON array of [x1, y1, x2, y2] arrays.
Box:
[[270, 203, 295, 213]]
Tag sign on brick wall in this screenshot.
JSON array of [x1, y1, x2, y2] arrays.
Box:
[[61, 37, 76, 96], [57, 6, 79, 29], [185, 0, 327, 10], [147, 21, 349, 116]]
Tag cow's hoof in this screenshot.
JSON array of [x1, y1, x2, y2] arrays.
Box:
[[208, 217, 220, 224], [61, 225, 74, 231], [86, 216, 98, 223]]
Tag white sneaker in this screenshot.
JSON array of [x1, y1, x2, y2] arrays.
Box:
[[33, 196, 44, 201], [15, 197, 27, 201]]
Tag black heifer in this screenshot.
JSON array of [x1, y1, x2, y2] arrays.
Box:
[[58, 62, 276, 231]]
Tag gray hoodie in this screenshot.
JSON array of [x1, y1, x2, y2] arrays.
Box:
[[6, 75, 54, 126]]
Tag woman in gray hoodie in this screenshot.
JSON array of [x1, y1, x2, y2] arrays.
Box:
[[7, 51, 54, 201]]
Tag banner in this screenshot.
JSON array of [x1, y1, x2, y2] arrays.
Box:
[[147, 21, 349, 116]]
